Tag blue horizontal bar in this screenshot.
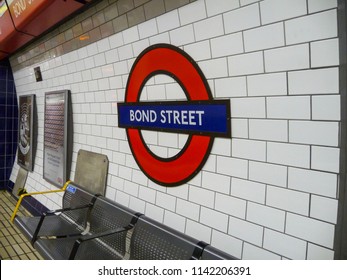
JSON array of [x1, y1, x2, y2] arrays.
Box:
[[118, 101, 230, 137]]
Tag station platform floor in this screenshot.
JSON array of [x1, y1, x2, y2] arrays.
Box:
[[0, 191, 43, 260]]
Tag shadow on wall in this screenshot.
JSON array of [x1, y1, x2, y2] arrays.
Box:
[[0, 59, 18, 190]]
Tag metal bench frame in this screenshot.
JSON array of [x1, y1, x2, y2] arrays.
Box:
[[13, 182, 237, 260], [13, 182, 99, 245]]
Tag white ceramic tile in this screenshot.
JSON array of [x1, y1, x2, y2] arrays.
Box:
[[310, 195, 338, 224], [185, 219, 212, 243], [243, 243, 281, 260], [288, 68, 339, 95], [211, 32, 244, 58], [205, 0, 239, 17], [228, 216, 263, 246], [308, 0, 338, 13], [97, 37, 111, 53], [145, 203, 164, 223], [289, 121, 339, 147], [217, 156, 248, 179], [311, 38, 339, 67], [260, 0, 307, 24], [189, 186, 215, 208], [224, 3, 260, 33], [267, 142, 310, 168], [288, 167, 337, 198], [311, 146, 340, 173], [232, 138, 266, 161], [263, 229, 307, 259], [247, 202, 285, 231], [228, 51, 264, 76], [231, 119, 249, 138], [202, 171, 231, 194], [215, 193, 247, 219], [286, 213, 335, 248], [285, 10, 338, 44], [156, 192, 176, 211], [179, 0, 207, 25], [157, 10, 180, 33], [194, 15, 224, 41], [211, 230, 243, 259], [138, 186, 156, 203], [200, 207, 229, 232], [215, 76, 247, 98], [312, 95, 341, 121], [249, 161, 287, 188], [265, 44, 309, 72], [163, 211, 186, 233], [248, 72, 287, 97], [122, 26, 139, 44], [176, 199, 200, 221], [170, 24, 195, 46], [249, 119, 288, 142], [138, 19, 158, 39], [231, 178, 266, 204], [267, 96, 311, 120], [307, 243, 334, 260], [198, 58, 228, 79], [244, 23, 285, 52], [184, 40, 211, 61], [266, 185, 310, 215], [230, 97, 266, 118], [211, 138, 231, 157]]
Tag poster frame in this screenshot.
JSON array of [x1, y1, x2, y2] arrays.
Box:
[[17, 94, 35, 172], [43, 90, 69, 188]]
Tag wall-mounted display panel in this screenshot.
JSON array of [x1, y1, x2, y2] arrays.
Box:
[[17, 94, 35, 171], [43, 90, 69, 188]]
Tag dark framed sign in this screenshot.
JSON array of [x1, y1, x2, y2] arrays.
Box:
[[43, 90, 70, 188], [18, 94, 35, 171]]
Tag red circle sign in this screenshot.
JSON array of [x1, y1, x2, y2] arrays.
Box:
[[125, 44, 214, 186]]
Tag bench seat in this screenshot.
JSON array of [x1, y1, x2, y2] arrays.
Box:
[[129, 215, 205, 260], [34, 196, 140, 260], [13, 182, 238, 260]]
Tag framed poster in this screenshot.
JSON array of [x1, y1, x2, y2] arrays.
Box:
[[18, 94, 35, 171], [43, 90, 70, 188]]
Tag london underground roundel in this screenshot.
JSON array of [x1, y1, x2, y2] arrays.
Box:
[[118, 44, 231, 186]]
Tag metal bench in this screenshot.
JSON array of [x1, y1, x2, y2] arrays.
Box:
[[129, 215, 207, 260], [13, 184, 237, 260], [13, 182, 98, 246], [33, 196, 141, 260]]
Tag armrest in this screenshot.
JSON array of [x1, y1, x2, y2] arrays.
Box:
[[10, 180, 71, 223], [68, 212, 142, 259], [68, 225, 132, 260], [30, 203, 93, 245], [45, 203, 93, 215]]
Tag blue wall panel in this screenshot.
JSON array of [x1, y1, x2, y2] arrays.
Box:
[[0, 59, 18, 190]]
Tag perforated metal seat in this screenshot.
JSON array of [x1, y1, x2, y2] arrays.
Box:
[[14, 183, 97, 244], [129, 216, 202, 260], [34, 197, 140, 260], [200, 245, 238, 260]]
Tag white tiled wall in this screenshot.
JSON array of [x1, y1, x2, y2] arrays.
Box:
[[10, 0, 340, 260]]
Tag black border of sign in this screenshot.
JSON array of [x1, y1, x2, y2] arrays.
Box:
[[118, 99, 231, 138]]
